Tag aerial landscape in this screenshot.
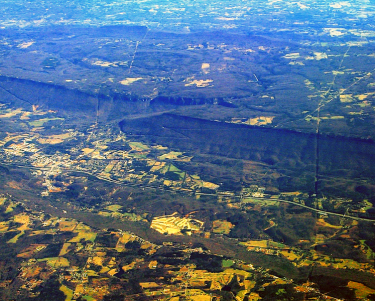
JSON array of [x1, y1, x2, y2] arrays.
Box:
[[2, 0, 375, 300]]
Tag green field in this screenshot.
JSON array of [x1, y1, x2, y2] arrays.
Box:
[[222, 259, 235, 268], [39, 257, 70, 268], [28, 117, 64, 127], [70, 231, 97, 243], [129, 141, 149, 151], [242, 198, 279, 207]]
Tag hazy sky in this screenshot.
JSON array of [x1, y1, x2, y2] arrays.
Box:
[[1, 0, 374, 33]]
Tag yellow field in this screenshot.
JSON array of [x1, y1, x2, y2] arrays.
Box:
[[93, 60, 118, 67], [67, 223, 97, 242], [76, 223, 91, 231], [89, 256, 105, 266], [185, 79, 213, 87], [7, 213, 30, 243], [100, 266, 111, 274], [334, 259, 363, 270], [122, 232, 134, 243], [202, 63, 210, 69], [150, 161, 166, 172], [105, 205, 122, 212], [59, 220, 78, 232], [114, 212, 124, 218], [151, 217, 182, 235], [249, 116, 274, 126], [152, 144, 168, 150], [189, 293, 211, 301], [244, 280, 256, 291], [270, 278, 289, 286], [316, 218, 341, 229], [120, 77, 143, 85], [86, 270, 99, 277], [60, 284, 74, 301], [348, 281, 375, 299], [202, 181, 220, 190], [40, 257, 70, 268], [187, 268, 252, 294], [0, 108, 23, 118], [74, 284, 85, 297], [313, 52, 328, 60], [283, 53, 301, 59], [122, 260, 142, 274], [151, 213, 203, 235], [212, 220, 234, 234], [158, 151, 183, 160], [59, 243, 72, 256], [281, 191, 302, 196], [141, 241, 154, 249], [104, 161, 116, 173], [321, 115, 345, 120], [18, 41, 34, 49], [0, 133, 29, 148], [247, 292, 261, 300], [356, 92, 375, 101], [280, 250, 300, 261], [242, 240, 268, 248], [0, 221, 9, 232], [37, 133, 71, 144], [14, 214, 30, 229], [116, 232, 134, 251], [29, 229, 56, 236], [81, 148, 94, 155], [163, 179, 175, 187], [69, 230, 97, 243], [5, 202, 17, 213], [340, 94, 354, 103], [98, 211, 111, 217], [140, 282, 160, 289]]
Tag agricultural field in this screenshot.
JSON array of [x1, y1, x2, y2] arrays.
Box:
[[150, 212, 204, 235], [68, 223, 97, 243], [348, 281, 375, 299], [2, 0, 375, 299], [212, 220, 234, 235], [0, 197, 319, 300]]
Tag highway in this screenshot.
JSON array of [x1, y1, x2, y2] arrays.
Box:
[[243, 196, 375, 223]]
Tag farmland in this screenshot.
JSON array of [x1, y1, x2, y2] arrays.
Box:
[[151, 212, 204, 235], [1, 0, 375, 299]]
